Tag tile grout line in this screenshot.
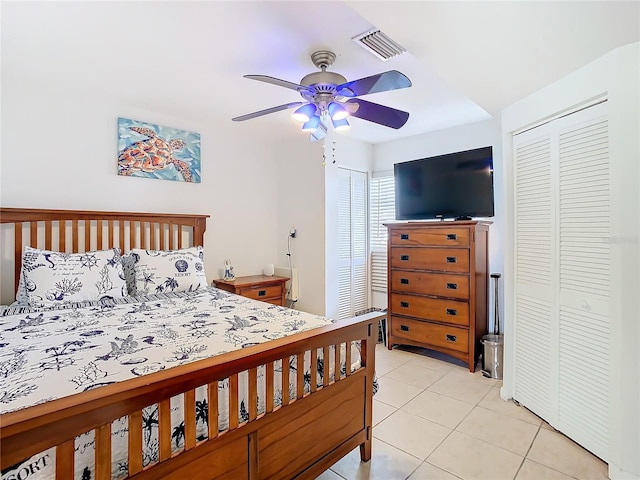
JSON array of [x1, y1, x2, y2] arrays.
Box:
[[376, 349, 519, 479], [416, 376, 498, 479], [519, 427, 592, 480], [511, 424, 542, 479]]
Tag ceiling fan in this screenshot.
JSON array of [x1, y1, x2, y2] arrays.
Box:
[[232, 50, 411, 139]]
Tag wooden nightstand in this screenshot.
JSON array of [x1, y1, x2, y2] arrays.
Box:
[[212, 275, 289, 306]]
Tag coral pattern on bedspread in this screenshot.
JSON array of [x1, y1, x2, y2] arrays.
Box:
[[1, 287, 371, 480]]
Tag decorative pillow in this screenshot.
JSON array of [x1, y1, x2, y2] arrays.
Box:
[[125, 246, 207, 296], [21, 246, 128, 306], [14, 269, 29, 306]]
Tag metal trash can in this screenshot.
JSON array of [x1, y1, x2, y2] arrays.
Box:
[[481, 334, 504, 379]]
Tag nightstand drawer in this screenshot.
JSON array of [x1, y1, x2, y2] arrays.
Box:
[[239, 284, 283, 300], [390, 270, 470, 299], [390, 247, 470, 273], [264, 298, 284, 306], [390, 227, 470, 247], [391, 294, 469, 326], [391, 317, 469, 353]]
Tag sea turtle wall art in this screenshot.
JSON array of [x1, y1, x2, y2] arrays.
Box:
[[118, 117, 201, 183]]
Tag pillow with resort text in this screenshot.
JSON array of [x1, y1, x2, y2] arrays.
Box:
[[125, 246, 207, 296]]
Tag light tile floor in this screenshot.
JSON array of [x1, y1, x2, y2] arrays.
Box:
[[317, 344, 609, 480]]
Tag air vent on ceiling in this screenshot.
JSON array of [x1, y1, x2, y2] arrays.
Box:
[[353, 29, 406, 61]]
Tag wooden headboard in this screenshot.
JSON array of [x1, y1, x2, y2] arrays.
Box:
[[0, 208, 209, 304]]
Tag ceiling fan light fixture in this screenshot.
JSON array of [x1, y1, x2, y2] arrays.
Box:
[[302, 114, 320, 131], [328, 102, 349, 121], [292, 103, 317, 122], [332, 117, 350, 131]]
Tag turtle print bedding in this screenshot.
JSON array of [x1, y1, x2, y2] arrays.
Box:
[[0, 287, 369, 480]]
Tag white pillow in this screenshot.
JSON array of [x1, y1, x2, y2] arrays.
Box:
[[22, 246, 128, 306], [126, 246, 207, 296], [14, 269, 29, 305]]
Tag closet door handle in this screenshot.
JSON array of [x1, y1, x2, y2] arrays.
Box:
[[400, 255, 410, 261], [400, 278, 409, 285], [446, 283, 458, 290], [400, 233, 409, 240], [446, 257, 457, 263], [400, 301, 410, 308], [446, 233, 457, 240], [446, 308, 457, 316], [446, 334, 457, 343]]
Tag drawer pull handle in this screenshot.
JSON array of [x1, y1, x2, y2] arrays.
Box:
[[400, 301, 410, 308], [400, 255, 410, 261], [400, 325, 409, 332], [258, 290, 267, 297], [446, 233, 457, 240], [400, 233, 409, 240], [446, 308, 457, 316], [446, 283, 458, 290], [446, 334, 457, 342], [446, 257, 457, 263], [400, 278, 409, 284]]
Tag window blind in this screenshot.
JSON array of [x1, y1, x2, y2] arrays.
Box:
[[369, 174, 395, 293]]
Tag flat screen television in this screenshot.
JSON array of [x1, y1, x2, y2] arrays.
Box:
[[394, 146, 494, 220]]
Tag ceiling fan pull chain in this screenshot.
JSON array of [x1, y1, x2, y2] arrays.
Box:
[[322, 142, 327, 167]]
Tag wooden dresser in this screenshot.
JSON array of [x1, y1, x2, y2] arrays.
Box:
[[385, 221, 491, 371], [212, 275, 289, 306]]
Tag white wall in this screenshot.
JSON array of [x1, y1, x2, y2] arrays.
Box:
[[501, 42, 640, 480], [275, 136, 325, 315], [275, 131, 372, 318], [0, 65, 283, 305], [371, 119, 504, 329]]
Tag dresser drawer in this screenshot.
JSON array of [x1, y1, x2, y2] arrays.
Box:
[[390, 270, 470, 300], [239, 284, 283, 301], [390, 227, 470, 247], [390, 316, 469, 353], [390, 247, 469, 273], [391, 294, 469, 326]]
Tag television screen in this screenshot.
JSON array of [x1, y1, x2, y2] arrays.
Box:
[[394, 146, 494, 220]]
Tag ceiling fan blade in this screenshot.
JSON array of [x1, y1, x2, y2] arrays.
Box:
[[232, 102, 304, 122], [244, 75, 311, 93], [345, 98, 409, 129], [337, 70, 411, 97]]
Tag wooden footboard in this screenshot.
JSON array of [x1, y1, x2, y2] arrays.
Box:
[[1, 311, 380, 480]]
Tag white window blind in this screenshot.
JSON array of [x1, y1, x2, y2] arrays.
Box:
[[338, 168, 368, 319], [370, 174, 395, 293]]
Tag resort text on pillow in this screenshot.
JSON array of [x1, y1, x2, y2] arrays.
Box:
[[21, 246, 128, 307], [124, 246, 208, 295]]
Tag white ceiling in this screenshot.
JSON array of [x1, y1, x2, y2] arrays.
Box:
[[3, 1, 639, 145]]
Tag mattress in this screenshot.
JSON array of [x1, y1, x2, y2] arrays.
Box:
[[1, 287, 367, 480]]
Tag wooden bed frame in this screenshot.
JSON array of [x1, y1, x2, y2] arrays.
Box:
[[0, 208, 382, 480]]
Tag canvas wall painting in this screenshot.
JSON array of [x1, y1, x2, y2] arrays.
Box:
[[118, 117, 201, 183]]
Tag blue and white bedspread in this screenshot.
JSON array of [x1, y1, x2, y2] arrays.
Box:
[[0, 287, 370, 480]]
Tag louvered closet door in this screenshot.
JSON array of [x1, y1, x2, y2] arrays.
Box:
[[512, 101, 610, 462], [513, 123, 556, 422], [555, 103, 610, 461], [338, 168, 368, 319]]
